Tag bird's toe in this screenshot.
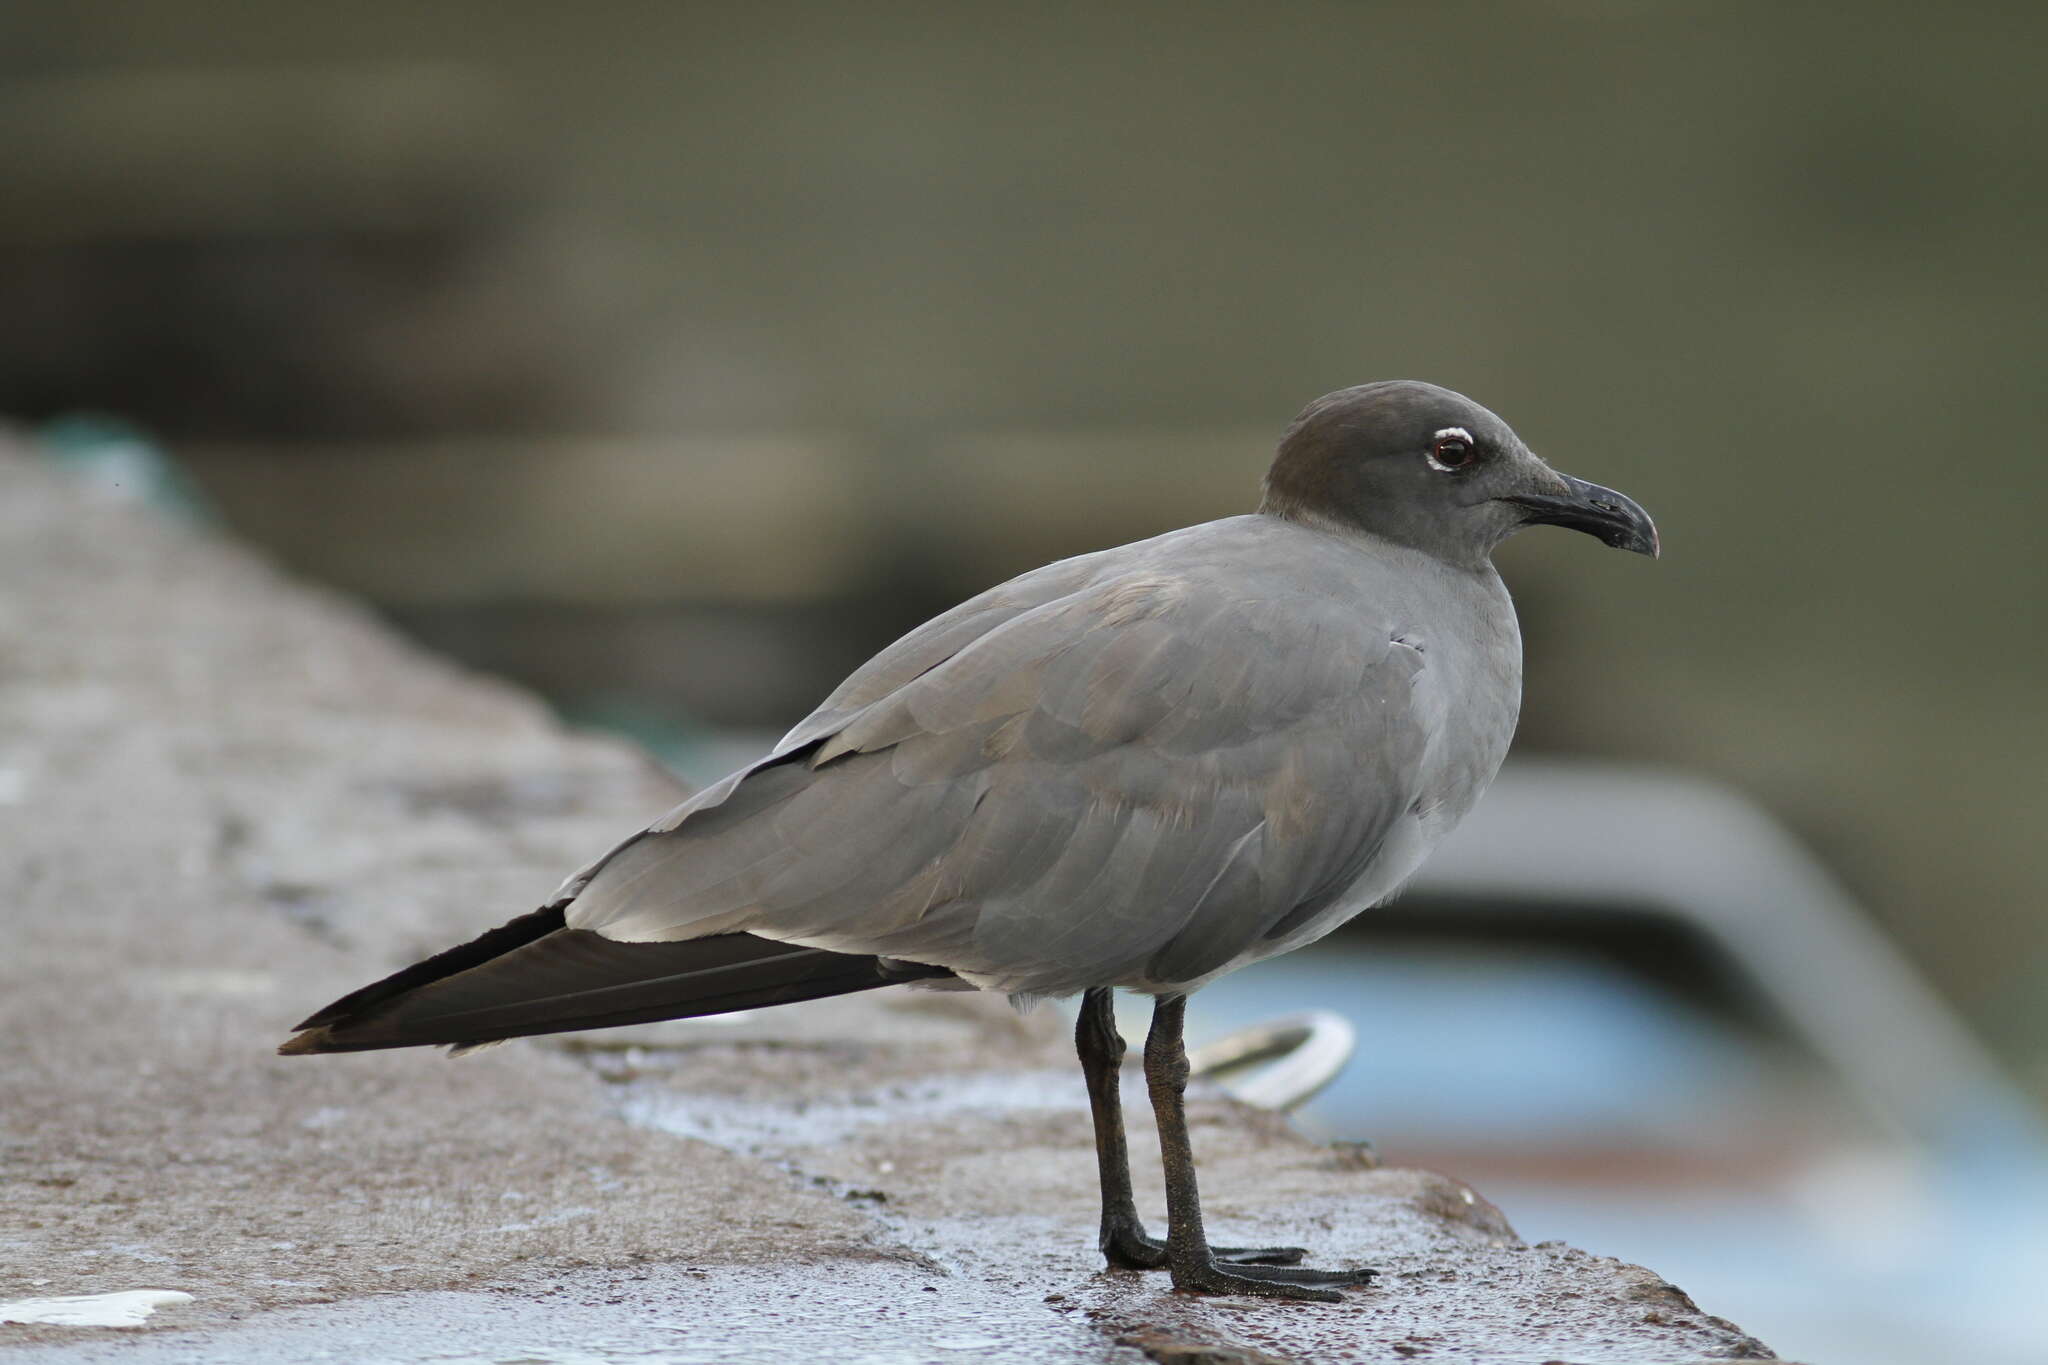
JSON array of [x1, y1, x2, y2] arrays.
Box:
[[1211, 1242, 1310, 1266], [1168, 1256, 1373, 1302], [1102, 1225, 1307, 1270]]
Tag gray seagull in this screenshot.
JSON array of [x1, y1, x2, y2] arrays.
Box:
[[281, 380, 1658, 1301]]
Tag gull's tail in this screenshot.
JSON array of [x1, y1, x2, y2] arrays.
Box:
[[277, 906, 950, 1056]]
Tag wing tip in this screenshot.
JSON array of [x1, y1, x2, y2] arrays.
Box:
[[276, 1028, 333, 1056]]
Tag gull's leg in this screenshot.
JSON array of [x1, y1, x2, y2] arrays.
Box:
[[1077, 986, 1158, 1267], [1142, 994, 1377, 1300], [1076, 988, 1305, 1270]]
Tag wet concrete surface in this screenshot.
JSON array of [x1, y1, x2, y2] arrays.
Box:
[[0, 448, 1784, 1363]]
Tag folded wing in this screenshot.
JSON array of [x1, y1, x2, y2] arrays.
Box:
[[568, 533, 1432, 995]]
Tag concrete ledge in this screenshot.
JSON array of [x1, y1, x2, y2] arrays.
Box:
[[0, 446, 1782, 1363]]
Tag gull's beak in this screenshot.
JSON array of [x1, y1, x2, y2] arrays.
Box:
[[1507, 474, 1660, 558]]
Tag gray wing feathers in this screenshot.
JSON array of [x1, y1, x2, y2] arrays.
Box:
[[782, 550, 1105, 750], [565, 532, 1432, 994], [541, 550, 1104, 917]]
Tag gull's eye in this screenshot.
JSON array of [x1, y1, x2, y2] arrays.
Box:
[[1427, 427, 1477, 472]]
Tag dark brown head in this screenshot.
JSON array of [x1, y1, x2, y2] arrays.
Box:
[[1260, 380, 1658, 569]]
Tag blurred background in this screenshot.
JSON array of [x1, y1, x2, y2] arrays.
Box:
[[5, 4, 2043, 1361]]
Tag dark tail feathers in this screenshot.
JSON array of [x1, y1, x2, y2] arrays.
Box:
[[278, 907, 952, 1055]]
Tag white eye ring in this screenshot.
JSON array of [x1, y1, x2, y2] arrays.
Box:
[[1426, 426, 1476, 472]]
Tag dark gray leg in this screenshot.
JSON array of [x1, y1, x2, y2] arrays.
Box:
[[1076, 988, 1307, 1270], [1076, 987, 1157, 1267], [1142, 994, 1377, 1300]]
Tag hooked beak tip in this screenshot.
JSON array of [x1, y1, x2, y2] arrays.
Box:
[[1510, 475, 1659, 559]]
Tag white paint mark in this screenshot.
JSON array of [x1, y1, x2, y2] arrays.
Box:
[[0, 1289, 192, 1327]]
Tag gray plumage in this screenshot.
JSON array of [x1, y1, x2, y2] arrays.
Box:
[[538, 375, 1662, 1005], [559, 516, 1518, 998], [279, 378, 1655, 1300], [286, 377, 1660, 1051]]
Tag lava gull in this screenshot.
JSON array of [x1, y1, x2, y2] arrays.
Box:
[[281, 380, 1658, 1300]]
